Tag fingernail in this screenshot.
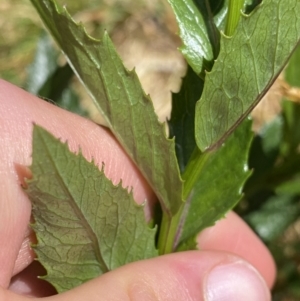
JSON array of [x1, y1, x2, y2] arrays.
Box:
[[204, 262, 270, 301]]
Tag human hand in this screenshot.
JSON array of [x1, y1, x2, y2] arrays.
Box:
[[0, 79, 276, 300]]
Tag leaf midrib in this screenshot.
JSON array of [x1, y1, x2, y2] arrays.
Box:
[[39, 130, 109, 273]]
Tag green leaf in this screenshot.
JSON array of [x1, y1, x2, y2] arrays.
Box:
[[246, 194, 300, 242], [169, 66, 204, 172], [168, 0, 229, 75], [167, 0, 214, 74], [241, 117, 282, 210], [276, 174, 300, 195], [194, 1, 222, 58], [30, 0, 183, 216], [177, 118, 253, 248], [38, 64, 73, 101], [25, 31, 59, 95], [211, 0, 228, 31], [196, 0, 300, 151], [26, 32, 87, 116], [26, 125, 158, 293]]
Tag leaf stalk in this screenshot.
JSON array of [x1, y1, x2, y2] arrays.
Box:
[[157, 206, 184, 254], [182, 148, 210, 200], [225, 0, 244, 36], [158, 148, 210, 254]]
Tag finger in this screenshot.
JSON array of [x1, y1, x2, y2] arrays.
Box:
[[9, 261, 56, 298], [4, 251, 271, 301], [0, 79, 156, 286], [12, 213, 276, 296], [10, 211, 276, 297], [197, 211, 276, 288]]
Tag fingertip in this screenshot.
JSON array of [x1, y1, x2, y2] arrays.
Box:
[[41, 251, 270, 301], [12, 227, 35, 277], [196, 211, 276, 288], [9, 261, 56, 298]]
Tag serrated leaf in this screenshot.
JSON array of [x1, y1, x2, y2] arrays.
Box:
[[30, 0, 183, 216], [26, 125, 158, 293], [169, 66, 204, 172], [196, 0, 300, 151], [177, 119, 252, 249]]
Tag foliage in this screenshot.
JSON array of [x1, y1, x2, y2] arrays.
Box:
[[29, 126, 157, 293], [6, 0, 300, 299], [241, 44, 300, 300]]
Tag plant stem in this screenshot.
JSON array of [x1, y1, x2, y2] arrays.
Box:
[[157, 206, 184, 254], [157, 148, 210, 254], [225, 0, 244, 36], [182, 148, 210, 200]]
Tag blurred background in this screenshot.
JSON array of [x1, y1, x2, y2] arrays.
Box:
[[1, 1, 300, 300]]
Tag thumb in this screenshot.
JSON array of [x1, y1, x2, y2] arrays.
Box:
[[4, 251, 271, 301]]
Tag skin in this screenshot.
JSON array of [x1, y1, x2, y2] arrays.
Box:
[[0, 79, 276, 300]]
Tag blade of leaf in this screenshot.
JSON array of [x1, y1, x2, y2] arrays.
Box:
[[38, 63, 73, 101], [196, 0, 300, 151], [210, 0, 228, 31], [30, 0, 183, 216], [168, 0, 228, 75], [169, 66, 204, 172], [167, 0, 214, 75], [27, 125, 158, 293], [194, 0, 222, 58], [168, 0, 227, 172], [177, 118, 253, 249]]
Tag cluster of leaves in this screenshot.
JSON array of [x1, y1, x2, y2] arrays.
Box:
[[22, 0, 300, 298]]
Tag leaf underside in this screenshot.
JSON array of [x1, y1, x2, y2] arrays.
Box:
[[196, 0, 300, 151], [30, 0, 183, 216], [178, 118, 253, 249], [27, 125, 157, 293]]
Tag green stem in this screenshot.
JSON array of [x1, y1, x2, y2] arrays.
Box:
[[225, 0, 244, 36], [182, 148, 210, 200], [157, 148, 210, 254], [157, 206, 184, 255]]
